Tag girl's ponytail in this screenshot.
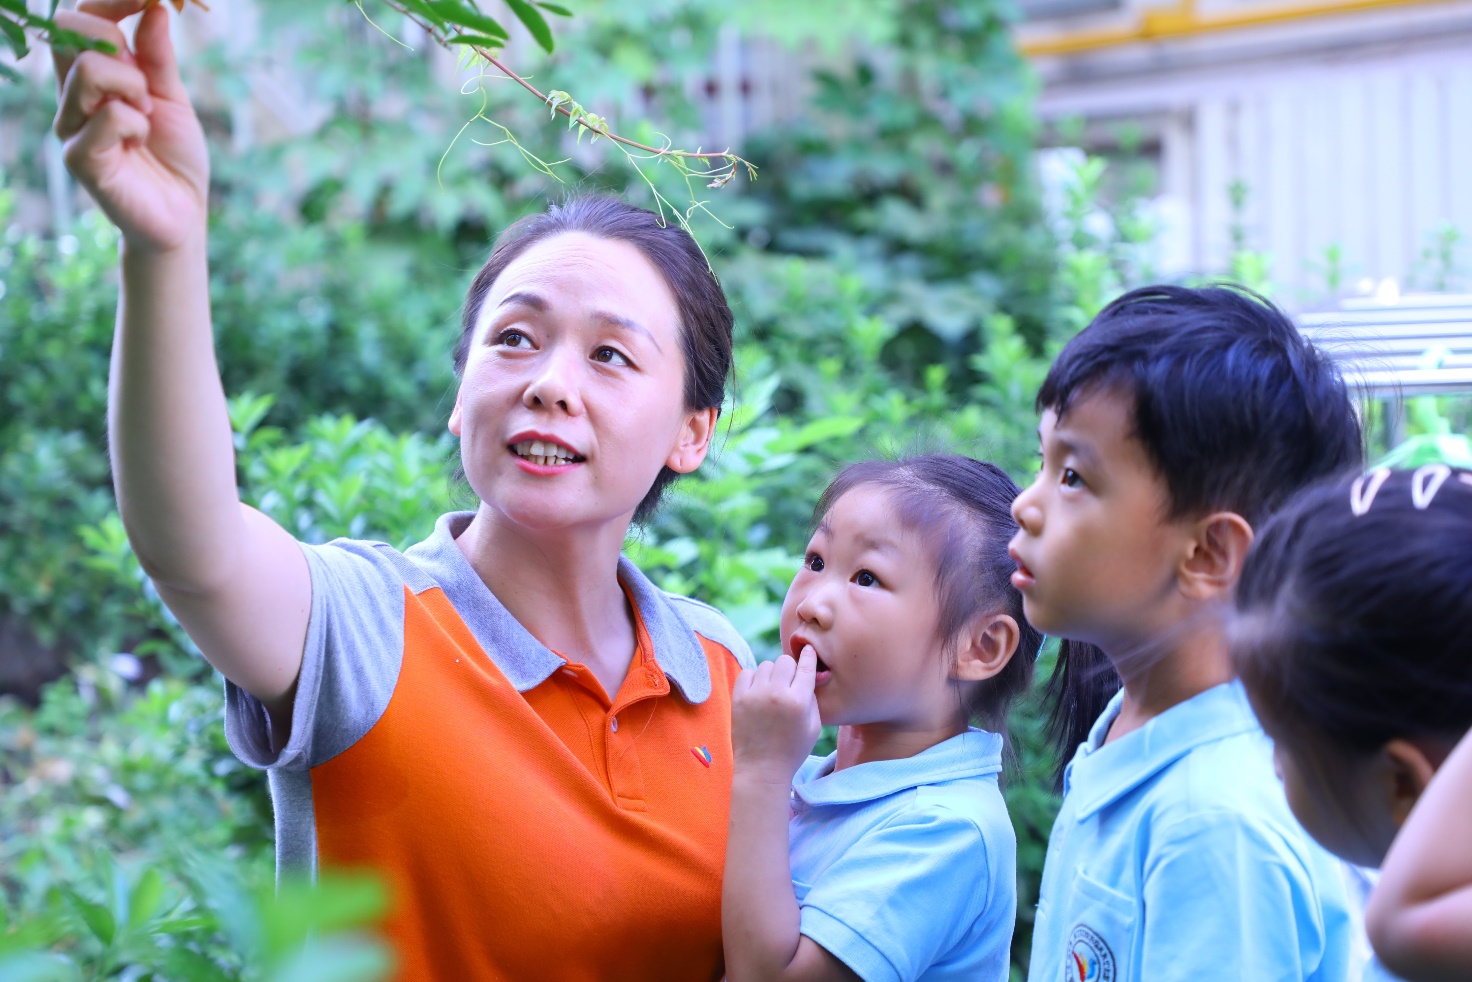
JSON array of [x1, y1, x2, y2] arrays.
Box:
[[1043, 639, 1120, 791]]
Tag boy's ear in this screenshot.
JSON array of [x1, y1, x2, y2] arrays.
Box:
[[1382, 739, 1439, 828], [1178, 511, 1254, 601], [953, 613, 1019, 683]]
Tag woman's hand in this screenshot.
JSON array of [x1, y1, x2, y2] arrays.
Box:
[[731, 645, 821, 783], [52, 0, 208, 253]]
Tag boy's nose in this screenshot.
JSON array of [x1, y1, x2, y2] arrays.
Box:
[[1012, 480, 1043, 534]]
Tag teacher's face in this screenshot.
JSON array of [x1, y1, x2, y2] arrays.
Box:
[[450, 232, 713, 532]]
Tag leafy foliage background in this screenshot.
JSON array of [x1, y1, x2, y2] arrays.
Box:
[[4, 0, 1469, 978]]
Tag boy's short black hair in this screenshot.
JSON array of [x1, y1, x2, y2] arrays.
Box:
[[1037, 284, 1364, 524]]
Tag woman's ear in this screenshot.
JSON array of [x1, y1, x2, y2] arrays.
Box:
[[666, 406, 718, 475], [1383, 738, 1440, 828], [448, 388, 464, 437], [1178, 511, 1254, 601], [953, 613, 1019, 683]]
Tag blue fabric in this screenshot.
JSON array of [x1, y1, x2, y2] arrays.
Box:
[[789, 729, 1016, 982], [1028, 681, 1355, 982]]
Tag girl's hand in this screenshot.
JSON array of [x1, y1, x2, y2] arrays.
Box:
[[52, 0, 208, 253], [731, 645, 822, 783]]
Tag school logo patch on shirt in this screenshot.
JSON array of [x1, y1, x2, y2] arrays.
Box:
[[691, 745, 712, 767], [1066, 924, 1116, 982]]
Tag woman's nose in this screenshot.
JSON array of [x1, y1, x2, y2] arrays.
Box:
[[522, 349, 585, 415]]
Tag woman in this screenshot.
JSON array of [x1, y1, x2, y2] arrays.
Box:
[[51, 2, 752, 978]]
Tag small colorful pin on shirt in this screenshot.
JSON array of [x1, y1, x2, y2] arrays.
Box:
[[691, 745, 713, 767]]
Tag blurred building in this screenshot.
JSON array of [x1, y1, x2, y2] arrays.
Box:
[[1016, 0, 1472, 298]]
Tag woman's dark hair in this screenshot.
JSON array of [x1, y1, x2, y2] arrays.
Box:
[[814, 455, 1044, 735], [1036, 284, 1364, 777], [452, 194, 734, 522], [1233, 466, 1472, 755]]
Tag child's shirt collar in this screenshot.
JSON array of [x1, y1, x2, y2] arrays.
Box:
[[1063, 681, 1260, 819], [792, 728, 1003, 808]]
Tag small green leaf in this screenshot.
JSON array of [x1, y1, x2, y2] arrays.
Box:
[[0, 60, 20, 83], [445, 34, 503, 48], [536, 2, 572, 15], [45, 25, 116, 54], [425, 0, 507, 39], [394, 0, 446, 28], [0, 1, 30, 17], [504, 0, 552, 53], [0, 15, 28, 59], [126, 869, 166, 931], [65, 892, 115, 946], [767, 416, 866, 453]]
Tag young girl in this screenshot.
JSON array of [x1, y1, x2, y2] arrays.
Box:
[[722, 455, 1042, 982], [1232, 465, 1472, 982]]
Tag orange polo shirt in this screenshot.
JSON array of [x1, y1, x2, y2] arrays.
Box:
[[224, 512, 753, 980]]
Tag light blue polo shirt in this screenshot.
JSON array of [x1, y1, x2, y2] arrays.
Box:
[[1028, 681, 1354, 982], [789, 728, 1016, 982]]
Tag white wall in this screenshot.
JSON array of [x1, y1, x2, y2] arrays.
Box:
[[1026, 1, 1472, 298]]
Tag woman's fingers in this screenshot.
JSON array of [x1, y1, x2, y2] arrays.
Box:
[[62, 98, 152, 174], [131, 3, 188, 102], [55, 51, 153, 141]]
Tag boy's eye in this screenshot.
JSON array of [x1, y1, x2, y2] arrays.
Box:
[[593, 346, 629, 366], [1061, 467, 1084, 489], [854, 570, 878, 588], [805, 552, 824, 572]]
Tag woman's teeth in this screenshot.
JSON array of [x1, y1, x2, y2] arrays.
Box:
[[513, 440, 583, 467]]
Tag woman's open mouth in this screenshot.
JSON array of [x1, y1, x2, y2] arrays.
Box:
[[508, 438, 586, 470]]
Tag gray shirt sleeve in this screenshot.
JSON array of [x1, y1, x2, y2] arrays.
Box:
[[223, 538, 412, 772]]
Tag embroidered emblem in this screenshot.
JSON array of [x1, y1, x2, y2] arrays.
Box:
[[1066, 924, 1116, 982], [691, 745, 713, 767]]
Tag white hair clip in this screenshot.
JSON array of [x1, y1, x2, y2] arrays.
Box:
[[1412, 463, 1453, 510], [1349, 468, 1392, 516]]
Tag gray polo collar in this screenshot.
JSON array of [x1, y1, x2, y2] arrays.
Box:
[[403, 512, 713, 704]]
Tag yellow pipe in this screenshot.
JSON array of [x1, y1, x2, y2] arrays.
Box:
[[1020, 0, 1457, 58]]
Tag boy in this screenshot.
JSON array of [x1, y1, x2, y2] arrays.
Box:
[[1010, 285, 1360, 981]]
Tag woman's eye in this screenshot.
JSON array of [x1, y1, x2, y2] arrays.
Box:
[[805, 552, 824, 572], [1061, 467, 1084, 489], [496, 329, 531, 348], [593, 346, 629, 366], [854, 570, 878, 588]]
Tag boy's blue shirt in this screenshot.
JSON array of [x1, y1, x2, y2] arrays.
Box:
[[789, 728, 1016, 982], [1028, 681, 1355, 982]]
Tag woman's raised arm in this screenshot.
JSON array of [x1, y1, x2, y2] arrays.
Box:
[[54, 0, 310, 721]]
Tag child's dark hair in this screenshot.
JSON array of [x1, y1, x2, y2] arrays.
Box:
[[815, 454, 1043, 734], [1234, 467, 1472, 756], [1037, 285, 1364, 773]]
